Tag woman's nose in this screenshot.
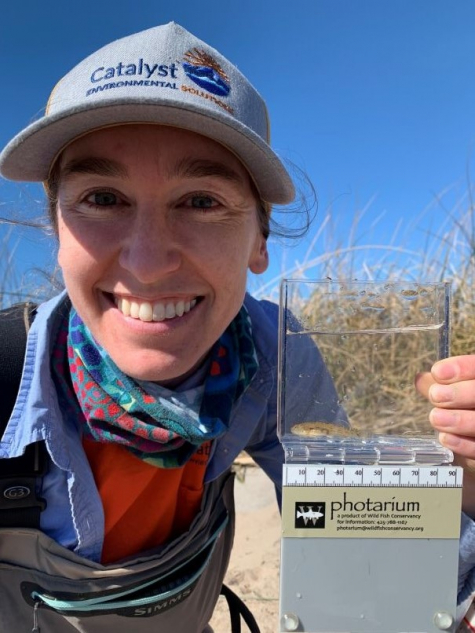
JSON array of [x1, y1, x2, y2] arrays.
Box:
[[118, 210, 182, 283]]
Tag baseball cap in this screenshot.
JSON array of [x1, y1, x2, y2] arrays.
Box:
[[0, 22, 295, 205]]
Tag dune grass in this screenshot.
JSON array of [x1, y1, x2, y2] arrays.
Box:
[[262, 179, 475, 439]]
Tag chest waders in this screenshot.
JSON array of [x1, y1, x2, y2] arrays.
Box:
[[0, 304, 260, 633]]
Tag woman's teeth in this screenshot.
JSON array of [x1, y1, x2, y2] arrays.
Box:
[[115, 297, 197, 322]]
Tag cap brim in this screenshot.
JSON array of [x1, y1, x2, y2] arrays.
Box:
[[0, 98, 295, 205]]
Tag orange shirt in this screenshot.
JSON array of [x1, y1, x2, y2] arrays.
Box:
[[83, 439, 211, 564]]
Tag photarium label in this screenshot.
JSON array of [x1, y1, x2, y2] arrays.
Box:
[[282, 486, 462, 538]]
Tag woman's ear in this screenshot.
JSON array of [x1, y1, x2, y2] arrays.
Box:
[[249, 234, 269, 274]]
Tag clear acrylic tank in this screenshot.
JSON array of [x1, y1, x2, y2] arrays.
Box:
[[278, 279, 452, 465]]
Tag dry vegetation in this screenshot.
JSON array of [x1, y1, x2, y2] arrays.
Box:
[[289, 280, 448, 436], [261, 180, 475, 442], [0, 225, 22, 309]]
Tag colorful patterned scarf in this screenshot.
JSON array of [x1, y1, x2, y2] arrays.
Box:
[[52, 305, 258, 468]]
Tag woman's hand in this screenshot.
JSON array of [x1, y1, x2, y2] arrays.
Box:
[[416, 356, 475, 518]]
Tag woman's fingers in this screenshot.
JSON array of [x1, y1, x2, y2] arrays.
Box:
[[430, 408, 475, 435], [431, 355, 475, 384], [430, 407, 475, 462], [415, 356, 475, 517], [428, 380, 475, 409], [415, 371, 435, 399], [415, 359, 475, 409], [435, 430, 475, 462]]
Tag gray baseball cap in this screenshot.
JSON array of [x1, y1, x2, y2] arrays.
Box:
[[0, 22, 295, 205]]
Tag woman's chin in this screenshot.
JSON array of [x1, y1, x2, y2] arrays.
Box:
[[110, 351, 209, 386]]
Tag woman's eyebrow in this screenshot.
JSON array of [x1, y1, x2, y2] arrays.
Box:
[[59, 156, 247, 186], [170, 158, 246, 185], [59, 157, 128, 180]]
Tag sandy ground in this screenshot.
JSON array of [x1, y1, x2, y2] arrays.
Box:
[[209, 459, 281, 633]]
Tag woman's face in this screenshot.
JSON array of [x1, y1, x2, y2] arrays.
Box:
[[56, 125, 268, 383]]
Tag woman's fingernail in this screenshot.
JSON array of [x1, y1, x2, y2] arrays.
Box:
[[439, 432, 460, 448], [429, 385, 454, 403], [431, 408, 458, 428], [432, 362, 456, 381]]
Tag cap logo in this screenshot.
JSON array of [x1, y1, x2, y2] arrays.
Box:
[[84, 59, 179, 98], [81, 51, 233, 115], [182, 49, 230, 97]]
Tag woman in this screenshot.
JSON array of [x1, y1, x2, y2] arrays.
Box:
[[0, 21, 315, 633], [0, 21, 475, 633]]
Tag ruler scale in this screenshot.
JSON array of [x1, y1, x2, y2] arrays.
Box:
[[284, 464, 463, 488]]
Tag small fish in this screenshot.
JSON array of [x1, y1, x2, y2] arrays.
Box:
[[290, 421, 356, 437], [296, 506, 324, 525]]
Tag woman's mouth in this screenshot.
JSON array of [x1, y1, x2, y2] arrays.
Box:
[[113, 295, 199, 322]]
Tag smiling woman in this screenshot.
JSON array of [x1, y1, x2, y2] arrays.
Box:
[[0, 22, 308, 633], [55, 125, 268, 384], [1, 19, 475, 633]]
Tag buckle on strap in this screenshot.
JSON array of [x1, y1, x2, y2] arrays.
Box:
[[0, 441, 48, 513]]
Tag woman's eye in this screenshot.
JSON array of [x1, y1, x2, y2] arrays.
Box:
[[190, 195, 216, 209], [87, 191, 117, 206]]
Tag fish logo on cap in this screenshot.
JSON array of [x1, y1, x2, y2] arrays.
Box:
[[182, 49, 230, 97]]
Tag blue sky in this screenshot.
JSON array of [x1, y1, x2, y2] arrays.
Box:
[[1, 0, 474, 302]]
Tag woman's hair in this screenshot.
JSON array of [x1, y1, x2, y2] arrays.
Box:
[[45, 167, 59, 233]]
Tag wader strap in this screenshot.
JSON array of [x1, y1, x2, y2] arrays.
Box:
[[0, 302, 48, 528], [0, 302, 36, 430], [220, 584, 261, 633]]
